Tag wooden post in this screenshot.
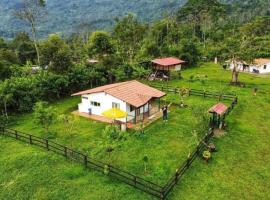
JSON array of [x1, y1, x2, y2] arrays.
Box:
[[64, 147, 68, 158], [160, 190, 165, 200], [158, 98, 161, 111], [134, 109, 137, 124], [142, 105, 145, 121], [175, 171, 179, 184], [45, 139, 49, 150], [147, 102, 150, 116], [187, 156, 191, 168], [15, 131, 18, 139], [29, 135, 33, 144], [84, 155, 88, 168], [134, 176, 137, 186]]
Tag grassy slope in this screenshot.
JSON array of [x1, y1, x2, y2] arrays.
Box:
[[1, 63, 270, 199]]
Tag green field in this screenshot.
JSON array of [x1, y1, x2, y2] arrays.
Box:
[[1, 63, 270, 200]]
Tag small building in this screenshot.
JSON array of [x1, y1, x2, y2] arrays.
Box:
[[149, 57, 185, 80], [250, 58, 270, 74], [72, 80, 166, 124], [228, 58, 270, 74], [209, 103, 228, 128]]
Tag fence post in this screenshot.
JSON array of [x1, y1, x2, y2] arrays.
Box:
[[84, 155, 88, 168], [0, 126, 5, 134], [29, 135, 33, 144], [160, 190, 165, 200], [15, 130, 18, 139], [175, 171, 179, 184], [234, 96, 238, 104], [45, 139, 49, 150], [64, 147, 68, 158], [134, 176, 137, 186], [187, 156, 191, 168]]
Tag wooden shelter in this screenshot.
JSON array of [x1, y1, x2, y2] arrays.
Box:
[[209, 103, 228, 128], [148, 57, 185, 81]]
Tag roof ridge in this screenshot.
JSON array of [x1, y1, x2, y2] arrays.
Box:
[[103, 80, 136, 92]]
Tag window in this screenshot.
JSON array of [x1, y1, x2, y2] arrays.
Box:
[[264, 65, 267, 70], [82, 96, 88, 100], [112, 102, 120, 109], [91, 101, 100, 107]]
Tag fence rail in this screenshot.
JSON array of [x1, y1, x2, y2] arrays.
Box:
[[0, 127, 163, 198], [148, 82, 237, 102], [0, 85, 238, 200]]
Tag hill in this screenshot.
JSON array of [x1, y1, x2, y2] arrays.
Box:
[[0, 0, 185, 39]]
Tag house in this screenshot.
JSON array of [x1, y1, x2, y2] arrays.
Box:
[[72, 80, 166, 124], [148, 57, 185, 80], [228, 58, 270, 74], [250, 58, 270, 74], [227, 59, 250, 72]]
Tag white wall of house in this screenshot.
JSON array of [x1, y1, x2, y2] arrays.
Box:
[[78, 92, 127, 122], [78, 92, 151, 123], [175, 64, 182, 71], [229, 61, 270, 74], [250, 62, 270, 74], [229, 63, 249, 72]]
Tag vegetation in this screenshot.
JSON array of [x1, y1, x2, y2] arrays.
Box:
[[1, 63, 270, 199], [0, 0, 269, 199]]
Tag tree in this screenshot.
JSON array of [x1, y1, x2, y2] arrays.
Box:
[[34, 101, 55, 134], [58, 114, 79, 147], [0, 61, 12, 80], [40, 34, 72, 74], [0, 82, 14, 119], [11, 32, 36, 64], [14, 0, 46, 66], [177, 0, 225, 39], [142, 155, 149, 173], [88, 31, 115, 59], [113, 14, 147, 62], [179, 39, 201, 66]]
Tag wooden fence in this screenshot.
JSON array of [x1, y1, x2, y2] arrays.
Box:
[[148, 82, 238, 102], [161, 95, 238, 199], [0, 127, 163, 198], [0, 85, 238, 200]]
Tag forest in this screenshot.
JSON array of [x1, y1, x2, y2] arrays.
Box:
[[0, 0, 269, 120]]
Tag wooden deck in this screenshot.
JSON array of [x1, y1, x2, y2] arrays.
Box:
[[72, 108, 163, 130], [72, 111, 113, 123]]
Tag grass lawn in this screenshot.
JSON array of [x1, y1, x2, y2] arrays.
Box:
[[7, 93, 219, 186], [1, 63, 270, 199]]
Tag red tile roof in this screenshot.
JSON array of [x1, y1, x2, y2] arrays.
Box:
[[151, 57, 185, 67], [254, 58, 270, 65], [72, 80, 166, 108], [208, 103, 228, 115]]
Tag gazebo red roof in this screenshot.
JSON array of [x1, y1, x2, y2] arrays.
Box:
[[209, 103, 228, 115], [151, 57, 185, 67]]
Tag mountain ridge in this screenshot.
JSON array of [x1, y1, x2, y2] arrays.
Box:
[[0, 0, 185, 39]]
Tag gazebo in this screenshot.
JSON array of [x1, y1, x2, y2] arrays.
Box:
[[209, 103, 228, 128], [148, 57, 185, 81]]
